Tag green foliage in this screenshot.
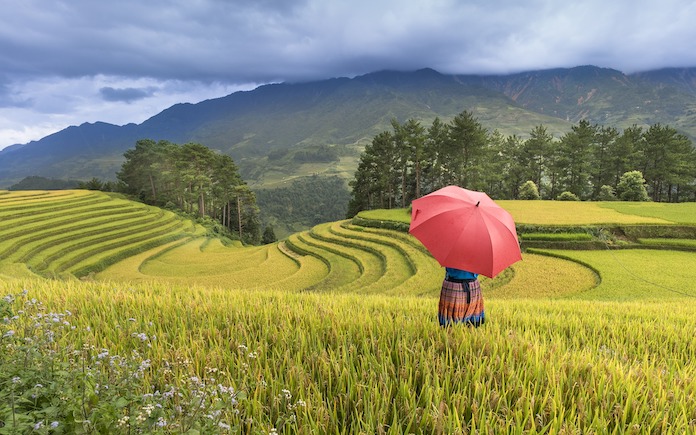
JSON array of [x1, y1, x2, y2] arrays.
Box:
[[350, 116, 696, 213], [639, 124, 696, 201], [8, 176, 80, 191], [0, 291, 250, 434], [117, 139, 261, 243], [616, 170, 650, 201], [598, 185, 616, 201], [262, 225, 277, 244], [291, 145, 339, 163], [518, 180, 540, 200], [638, 238, 696, 249], [78, 177, 106, 191], [520, 232, 593, 241], [256, 175, 350, 235], [557, 191, 580, 201]]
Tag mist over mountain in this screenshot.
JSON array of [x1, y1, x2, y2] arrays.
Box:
[[2, 65, 695, 190]]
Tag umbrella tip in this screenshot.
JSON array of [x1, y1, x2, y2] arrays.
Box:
[[476, 201, 480, 207]]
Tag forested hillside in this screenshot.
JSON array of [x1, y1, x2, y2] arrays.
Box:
[[117, 139, 261, 244], [2, 66, 696, 190], [349, 112, 696, 215]]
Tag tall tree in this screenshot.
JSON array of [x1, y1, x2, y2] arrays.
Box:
[[557, 120, 598, 199], [520, 125, 553, 192], [423, 117, 449, 192], [609, 125, 643, 187], [639, 124, 695, 201], [444, 110, 489, 189], [117, 139, 175, 203], [118, 139, 260, 243], [590, 126, 619, 199], [401, 118, 427, 200]]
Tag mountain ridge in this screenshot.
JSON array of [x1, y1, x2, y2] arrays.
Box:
[[2, 65, 696, 189]]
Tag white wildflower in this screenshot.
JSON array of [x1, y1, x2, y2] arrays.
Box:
[[143, 404, 155, 416]]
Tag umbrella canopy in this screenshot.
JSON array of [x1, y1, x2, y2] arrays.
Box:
[[409, 186, 522, 278]]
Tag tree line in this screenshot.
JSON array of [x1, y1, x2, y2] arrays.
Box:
[[348, 111, 696, 215], [117, 139, 261, 244], [255, 175, 351, 238]]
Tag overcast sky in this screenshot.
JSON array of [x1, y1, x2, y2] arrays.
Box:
[[2, 0, 695, 150]]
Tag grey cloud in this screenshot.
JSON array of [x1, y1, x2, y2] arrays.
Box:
[[3, 0, 696, 150], [99, 86, 155, 103], [2, 0, 694, 87], [0, 79, 32, 109]]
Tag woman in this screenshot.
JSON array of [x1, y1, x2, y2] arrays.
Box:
[[438, 267, 485, 327]]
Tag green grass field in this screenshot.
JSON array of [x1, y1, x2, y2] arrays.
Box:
[[1, 191, 695, 433]]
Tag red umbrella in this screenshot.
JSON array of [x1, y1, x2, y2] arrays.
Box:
[[409, 185, 521, 278]]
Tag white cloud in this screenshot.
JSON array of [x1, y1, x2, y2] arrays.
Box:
[[0, 75, 256, 149]]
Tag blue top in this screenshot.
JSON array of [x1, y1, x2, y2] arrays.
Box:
[[445, 267, 478, 280]]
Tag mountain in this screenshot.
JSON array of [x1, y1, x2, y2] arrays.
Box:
[[2, 65, 696, 190], [468, 65, 696, 128]]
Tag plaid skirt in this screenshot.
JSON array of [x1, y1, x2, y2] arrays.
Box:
[[438, 278, 485, 327]]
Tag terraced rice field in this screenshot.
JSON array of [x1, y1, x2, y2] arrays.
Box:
[[97, 218, 598, 299], [2, 190, 696, 433], [0, 190, 206, 279], [358, 200, 696, 226], [6, 190, 690, 300]]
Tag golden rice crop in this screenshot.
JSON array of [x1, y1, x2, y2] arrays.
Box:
[[493, 201, 671, 226], [0, 191, 204, 278], [600, 201, 696, 225], [311, 221, 411, 293], [2, 278, 694, 433], [356, 201, 695, 226], [99, 237, 329, 292], [3, 190, 695, 432], [531, 249, 696, 300]]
